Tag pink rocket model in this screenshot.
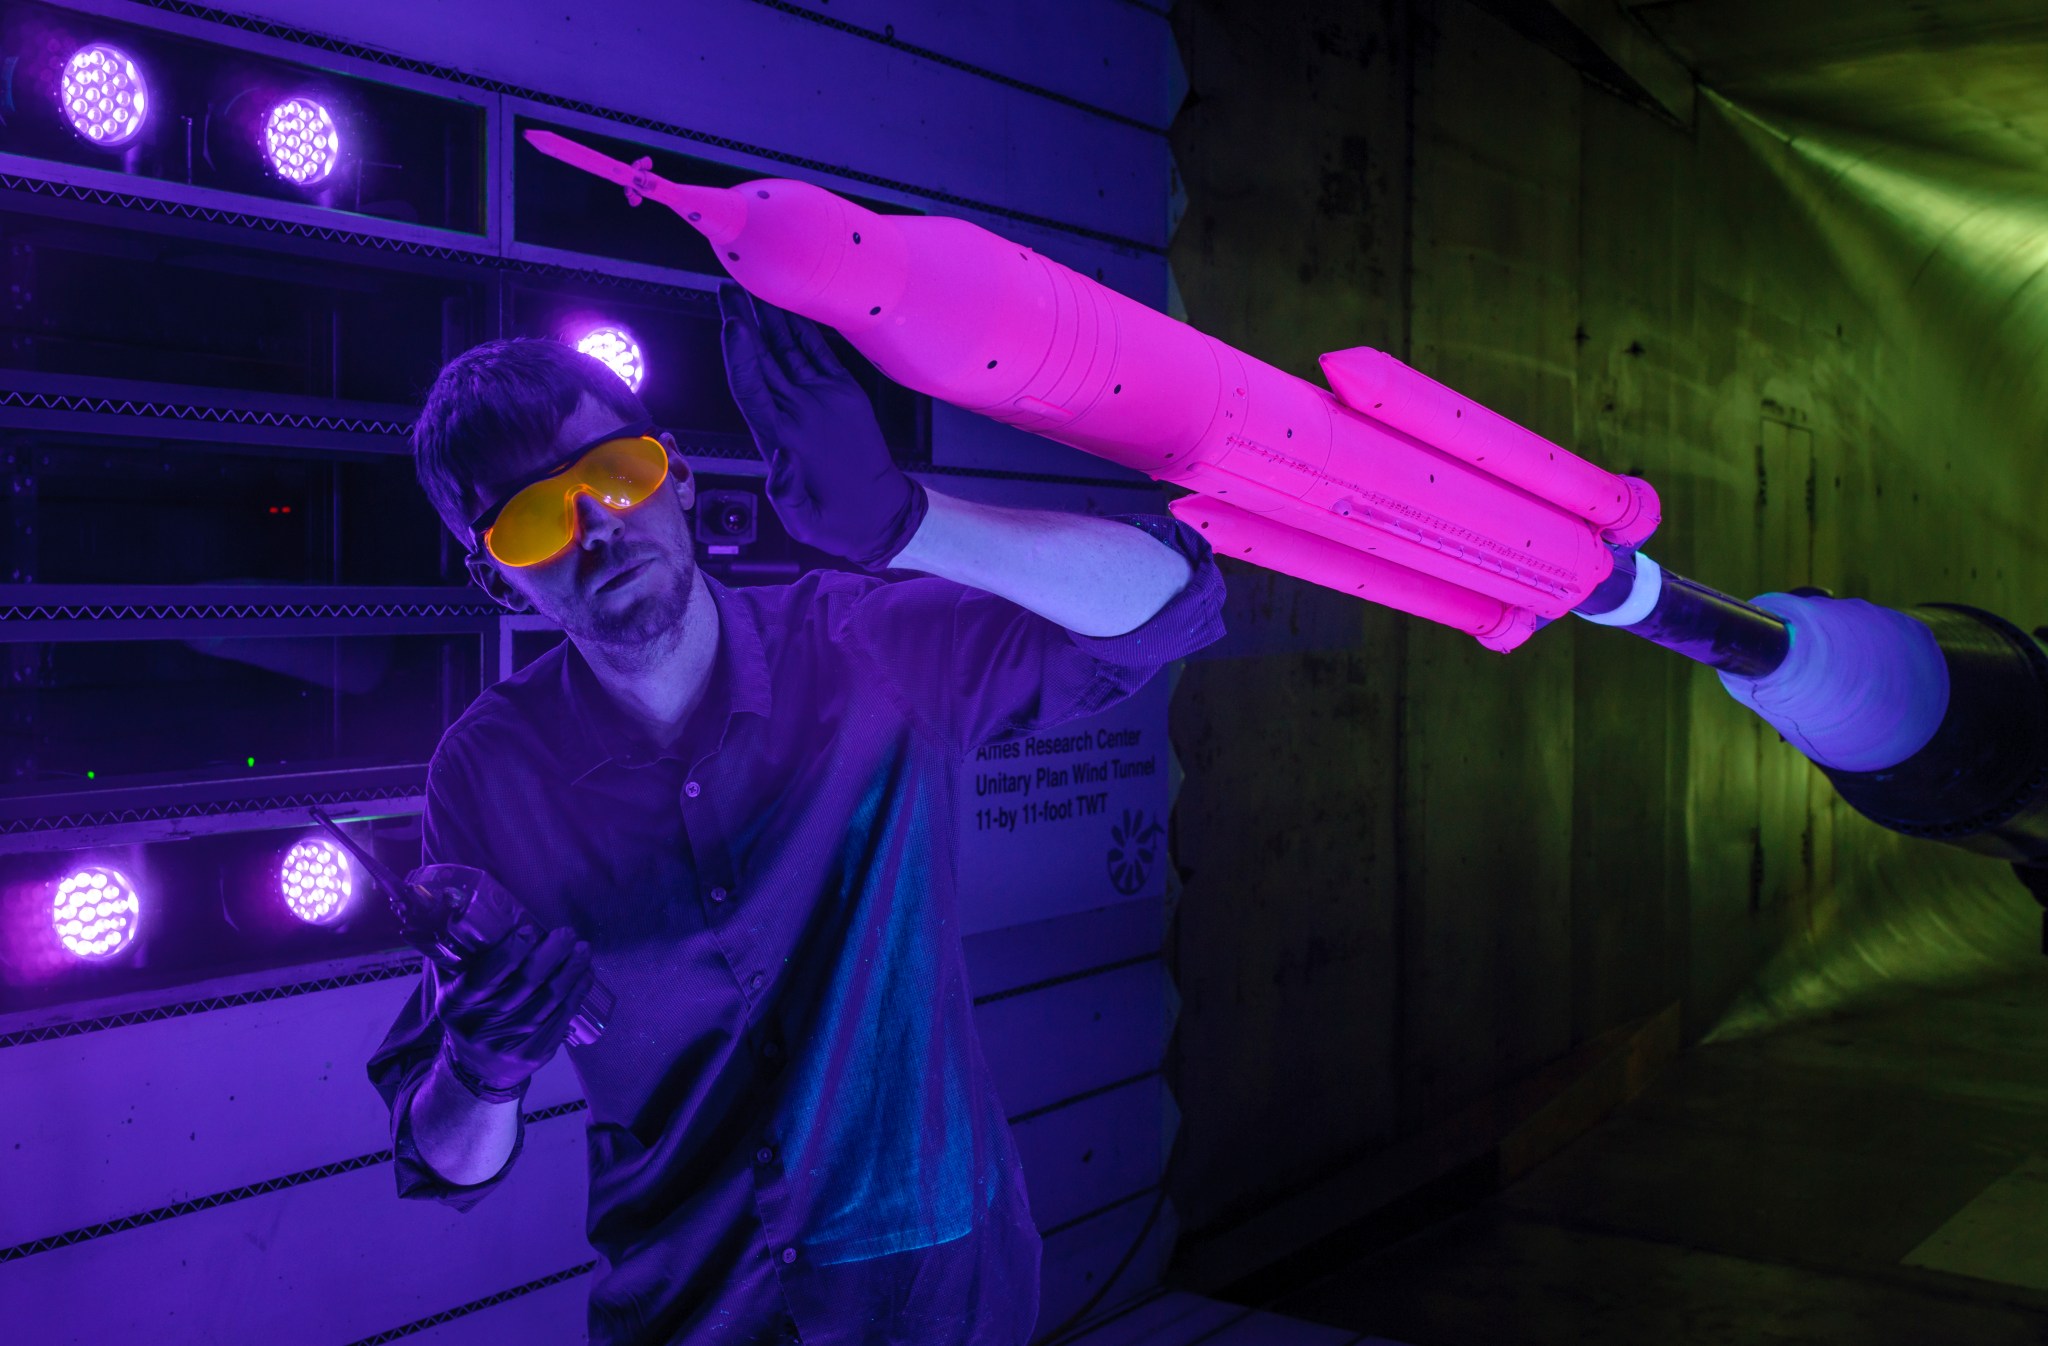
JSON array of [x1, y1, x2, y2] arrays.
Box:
[[523, 133, 2048, 893], [528, 131, 1660, 652]]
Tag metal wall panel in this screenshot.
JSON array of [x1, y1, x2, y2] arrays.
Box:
[[765, 0, 1181, 131], [397, 1273, 593, 1346], [182, 0, 1168, 246], [976, 959, 1174, 1120], [0, 1114, 593, 1344], [0, 955, 1171, 1342], [0, 972, 581, 1251], [0, 947, 1167, 1251], [1011, 1073, 1170, 1233], [961, 895, 1163, 1000], [1035, 1193, 1178, 1342]]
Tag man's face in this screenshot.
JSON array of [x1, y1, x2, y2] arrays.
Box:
[[464, 395, 701, 649]]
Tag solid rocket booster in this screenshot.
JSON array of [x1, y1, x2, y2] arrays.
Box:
[[528, 131, 1660, 652]]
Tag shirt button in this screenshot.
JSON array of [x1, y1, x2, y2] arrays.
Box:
[[685, 780, 702, 798], [710, 886, 728, 903], [749, 972, 765, 990], [781, 1247, 798, 1265], [756, 1146, 774, 1165], [761, 1039, 782, 1060]]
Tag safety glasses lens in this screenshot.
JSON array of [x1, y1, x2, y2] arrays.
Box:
[[484, 437, 670, 568], [585, 437, 669, 505], [488, 488, 576, 567]]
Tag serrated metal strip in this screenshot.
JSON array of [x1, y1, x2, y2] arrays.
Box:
[[0, 781, 422, 837], [0, 172, 727, 300], [0, 385, 411, 435], [0, 600, 495, 622], [0, 956, 426, 1050]]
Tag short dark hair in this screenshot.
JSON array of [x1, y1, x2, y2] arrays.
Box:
[[412, 338, 647, 540]]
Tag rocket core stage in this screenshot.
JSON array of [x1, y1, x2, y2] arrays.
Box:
[[526, 129, 1659, 654]]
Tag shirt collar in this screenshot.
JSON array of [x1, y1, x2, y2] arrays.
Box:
[[556, 572, 771, 783]]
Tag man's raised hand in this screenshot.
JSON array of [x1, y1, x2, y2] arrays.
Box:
[[717, 281, 927, 570]]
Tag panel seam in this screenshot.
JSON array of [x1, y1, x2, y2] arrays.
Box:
[[971, 949, 1161, 1006], [1038, 1181, 1161, 1240], [0, 1099, 588, 1263], [338, 1260, 598, 1346], [1007, 1068, 1160, 1127]]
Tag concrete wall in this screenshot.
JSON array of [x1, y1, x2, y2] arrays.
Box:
[[1165, 0, 1413, 1240], [1165, 0, 2047, 1258]]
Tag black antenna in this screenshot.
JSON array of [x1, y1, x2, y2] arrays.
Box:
[[308, 807, 415, 897]]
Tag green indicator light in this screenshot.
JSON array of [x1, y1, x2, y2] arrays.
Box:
[[86, 770, 95, 780], [246, 757, 256, 767]]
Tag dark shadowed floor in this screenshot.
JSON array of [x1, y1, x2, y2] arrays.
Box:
[[1254, 970, 2048, 1345]]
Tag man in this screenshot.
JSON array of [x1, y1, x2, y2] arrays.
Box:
[[368, 282, 1225, 1345]]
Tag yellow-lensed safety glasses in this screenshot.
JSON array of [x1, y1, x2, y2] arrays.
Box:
[[471, 421, 673, 568]]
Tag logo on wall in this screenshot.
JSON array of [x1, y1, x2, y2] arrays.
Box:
[[1106, 808, 1163, 896]]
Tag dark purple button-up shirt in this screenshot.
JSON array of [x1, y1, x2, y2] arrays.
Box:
[[367, 514, 1225, 1346]]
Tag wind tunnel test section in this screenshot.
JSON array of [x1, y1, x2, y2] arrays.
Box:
[[532, 128, 2048, 910]]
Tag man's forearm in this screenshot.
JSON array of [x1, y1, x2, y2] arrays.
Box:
[[409, 1054, 521, 1187], [885, 487, 1193, 637]]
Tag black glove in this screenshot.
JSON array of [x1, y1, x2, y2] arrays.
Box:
[[429, 924, 594, 1104], [718, 281, 928, 571]]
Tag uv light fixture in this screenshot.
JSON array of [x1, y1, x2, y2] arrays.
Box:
[[60, 44, 150, 148], [52, 866, 140, 959], [263, 98, 341, 187], [573, 325, 646, 393], [279, 837, 353, 924]]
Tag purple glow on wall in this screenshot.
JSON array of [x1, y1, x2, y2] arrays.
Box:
[[263, 98, 341, 186], [572, 324, 646, 392], [60, 44, 150, 148], [279, 838, 354, 924], [51, 866, 140, 959]]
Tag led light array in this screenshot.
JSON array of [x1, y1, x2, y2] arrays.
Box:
[[51, 866, 140, 959], [34, 831, 362, 967], [262, 97, 341, 187], [59, 44, 148, 148], [574, 325, 647, 392], [54, 41, 343, 191], [279, 838, 354, 924]]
